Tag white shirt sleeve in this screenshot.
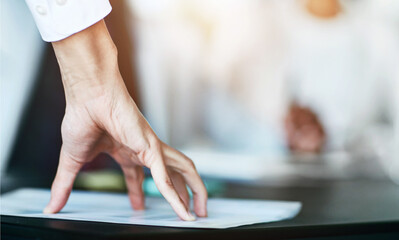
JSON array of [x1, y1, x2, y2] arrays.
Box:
[[25, 0, 112, 42]]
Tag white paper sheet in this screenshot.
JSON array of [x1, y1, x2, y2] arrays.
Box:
[[0, 188, 301, 229]]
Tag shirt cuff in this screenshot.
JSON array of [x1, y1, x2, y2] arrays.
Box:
[[25, 0, 112, 42]]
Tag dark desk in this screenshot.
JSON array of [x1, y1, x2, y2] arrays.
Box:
[[2, 180, 399, 240]]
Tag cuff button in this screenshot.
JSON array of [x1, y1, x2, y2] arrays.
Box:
[[35, 5, 47, 15], [56, 0, 68, 6]]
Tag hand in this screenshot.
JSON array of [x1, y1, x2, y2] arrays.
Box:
[[43, 21, 207, 221], [284, 103, 326, 153]]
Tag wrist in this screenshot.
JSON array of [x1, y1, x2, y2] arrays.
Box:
[[52, 20, 123, 103]]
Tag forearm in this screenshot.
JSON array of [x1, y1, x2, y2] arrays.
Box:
[[52, 20, 125, 103]]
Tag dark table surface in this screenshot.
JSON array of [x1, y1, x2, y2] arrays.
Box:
[[2, 179, 399, 240]]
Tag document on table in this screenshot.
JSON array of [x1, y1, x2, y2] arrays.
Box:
[[0, 188, 301, 229]]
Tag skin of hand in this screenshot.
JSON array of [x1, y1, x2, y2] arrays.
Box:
[[43, 20, 207, 221], [284, 103, 326, 153]]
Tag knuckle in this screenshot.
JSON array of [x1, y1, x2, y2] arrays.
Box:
[[139, 148, 156, 167], [136, 136, 149, 153], [138, 137, 162, 167], [181, 158, 196, 175], [186, 158, 196, 169], [139, 137, 152, 151]]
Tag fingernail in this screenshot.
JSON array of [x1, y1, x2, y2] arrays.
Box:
[[186, 211, 196, 221]]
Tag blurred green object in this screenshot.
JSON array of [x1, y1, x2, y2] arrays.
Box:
[[75, 170, 126, 192], [75, 170, 225, 197]]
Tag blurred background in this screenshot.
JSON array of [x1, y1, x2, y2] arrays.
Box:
[[1, 0, 399, 196]]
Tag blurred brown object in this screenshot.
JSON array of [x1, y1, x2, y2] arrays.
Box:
[[306, 0, 341, 19], [285, 103, 326, 153], [105, 0, 141, 108]]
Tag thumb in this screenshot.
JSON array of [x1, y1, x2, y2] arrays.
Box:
[[44, 148, 83, 214]]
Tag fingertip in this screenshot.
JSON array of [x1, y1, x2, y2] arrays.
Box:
[[194, 204, 208, 218], [132, 204, 145, 211], [193, 190, 208, 217], [43, 202, 58, 214], [196, 210, 208, 218], [177, 209, 196, 221], [130, 194, 145, 210], [186, 211, 196, 221], [43, 206, 53, 214]]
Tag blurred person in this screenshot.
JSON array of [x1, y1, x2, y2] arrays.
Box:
[[279, 0, 399, 156], [131, 0, 398, 163], [130, 0, 328, 155], [24, 0, 207, 221]]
